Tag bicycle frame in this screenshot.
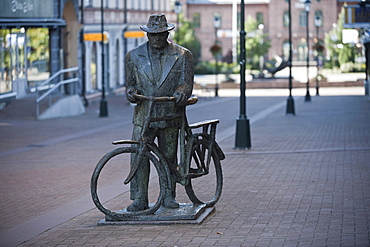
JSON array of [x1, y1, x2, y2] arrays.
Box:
[[122, 94, 196, 185], [119, 94, 223, 187], [91, 94, 224, 218]]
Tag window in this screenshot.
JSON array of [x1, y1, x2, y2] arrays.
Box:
[[193, 13, 201, 28], [283, 10, 289, 27], [256, 12, 264, 25], [91, 43, 97, 90], [299, 11, 307, 27]]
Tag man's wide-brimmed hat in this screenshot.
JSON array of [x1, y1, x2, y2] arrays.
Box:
[[140, 13, 175, 33]]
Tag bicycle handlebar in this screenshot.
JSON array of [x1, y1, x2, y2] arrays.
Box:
[[133, 93, 176, 102], [133, 93, 198, 105]]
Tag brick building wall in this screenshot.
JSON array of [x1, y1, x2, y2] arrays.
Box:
[[187, 0, 352, 63]]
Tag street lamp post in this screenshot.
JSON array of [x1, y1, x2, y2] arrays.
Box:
[[258, 24, 264, 77], [304, 0, 311, 102], [213, 15, 221, 97], [99, 0, 108, 117], [174, 1, 182, 43], [235, 0, 251, 149], [314, 15, 322, 96], [286, 0, 295, 115]]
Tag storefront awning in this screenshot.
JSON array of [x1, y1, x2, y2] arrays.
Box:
[[0, 18, 66, 29]]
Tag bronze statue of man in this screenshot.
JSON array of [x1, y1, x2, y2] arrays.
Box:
[[125, 13, 194, 211]]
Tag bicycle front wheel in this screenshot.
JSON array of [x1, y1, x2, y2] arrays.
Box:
[[91, 146, 168, 219], [185, 136, 223, 207]]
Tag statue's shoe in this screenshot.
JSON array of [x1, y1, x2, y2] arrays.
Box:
[[126, 199, 149, 212], [163, 197, 180, 208]]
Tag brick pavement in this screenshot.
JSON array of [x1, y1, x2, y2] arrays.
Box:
[[0, 88, 369, 246]]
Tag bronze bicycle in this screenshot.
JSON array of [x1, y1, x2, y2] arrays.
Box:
[[91, 94, 224, 220]]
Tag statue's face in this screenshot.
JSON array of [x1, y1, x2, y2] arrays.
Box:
[[147, 32, 169, 49]]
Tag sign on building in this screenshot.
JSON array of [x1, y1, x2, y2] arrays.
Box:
[[344, 6, 370, 28], [0, 0, 54, 18]]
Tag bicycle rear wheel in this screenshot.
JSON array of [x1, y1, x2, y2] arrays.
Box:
[[185, 135, 223, 207], [91, 146, 168, 220]]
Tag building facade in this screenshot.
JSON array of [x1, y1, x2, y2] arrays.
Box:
[[0, 0, 364, 106], [186, 0, 359, 63], [0, 0, 68, 102], [81, 0, 178, 96], [0, 0, 177, 104]]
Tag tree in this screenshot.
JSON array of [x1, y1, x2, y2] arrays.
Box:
[[0, 29, 11, 69], [244, 16, 271, 70], [173, 14, 201, 64], [26, 28, 49, 67], [324, 7, 359, 69]]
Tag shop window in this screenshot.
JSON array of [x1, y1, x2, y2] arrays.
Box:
[[0, 30, 12, 95], [91, 43, 97, 90], [1, 28, 51, 95], [26, 28, 50, 89]]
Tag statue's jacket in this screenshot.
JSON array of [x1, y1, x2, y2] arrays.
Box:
[[125, 41, 194, 129]]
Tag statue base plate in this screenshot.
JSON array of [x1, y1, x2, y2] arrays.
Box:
[[97, 203, 214, 225]]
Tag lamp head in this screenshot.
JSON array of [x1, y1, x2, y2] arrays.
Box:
[[174, 1, 182, 14], [304, 0, 311, 12], [214, 16, 221, 29], [314, 16, 322, 27]]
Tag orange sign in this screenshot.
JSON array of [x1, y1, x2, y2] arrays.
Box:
[[84, 33, 108, 41], [124, 31, 145, 38]]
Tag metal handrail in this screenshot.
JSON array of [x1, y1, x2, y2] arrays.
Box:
[[37, 67, 79, 88], [36, 78, 79, 103], [36, 67, 80, 118]]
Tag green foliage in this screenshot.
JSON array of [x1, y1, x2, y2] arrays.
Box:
[[194, 61, 239, 74], [338, 45, 355, 65], [194, 61, 214, 74], [27, 28, 49, 65], [174, 14, 201, 64], [340, 62, 365, 73], [0, 29, 11, 67], [324, 7, 362, 71], [0, 28, 49, 69], [244, 16, 271, 70]]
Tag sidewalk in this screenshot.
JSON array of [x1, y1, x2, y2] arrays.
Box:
[[0, 88, 369, 246]]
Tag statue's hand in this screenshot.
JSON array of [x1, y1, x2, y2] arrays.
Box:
[[127, 88, 140, 103], [173, 92, 187, 106]]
